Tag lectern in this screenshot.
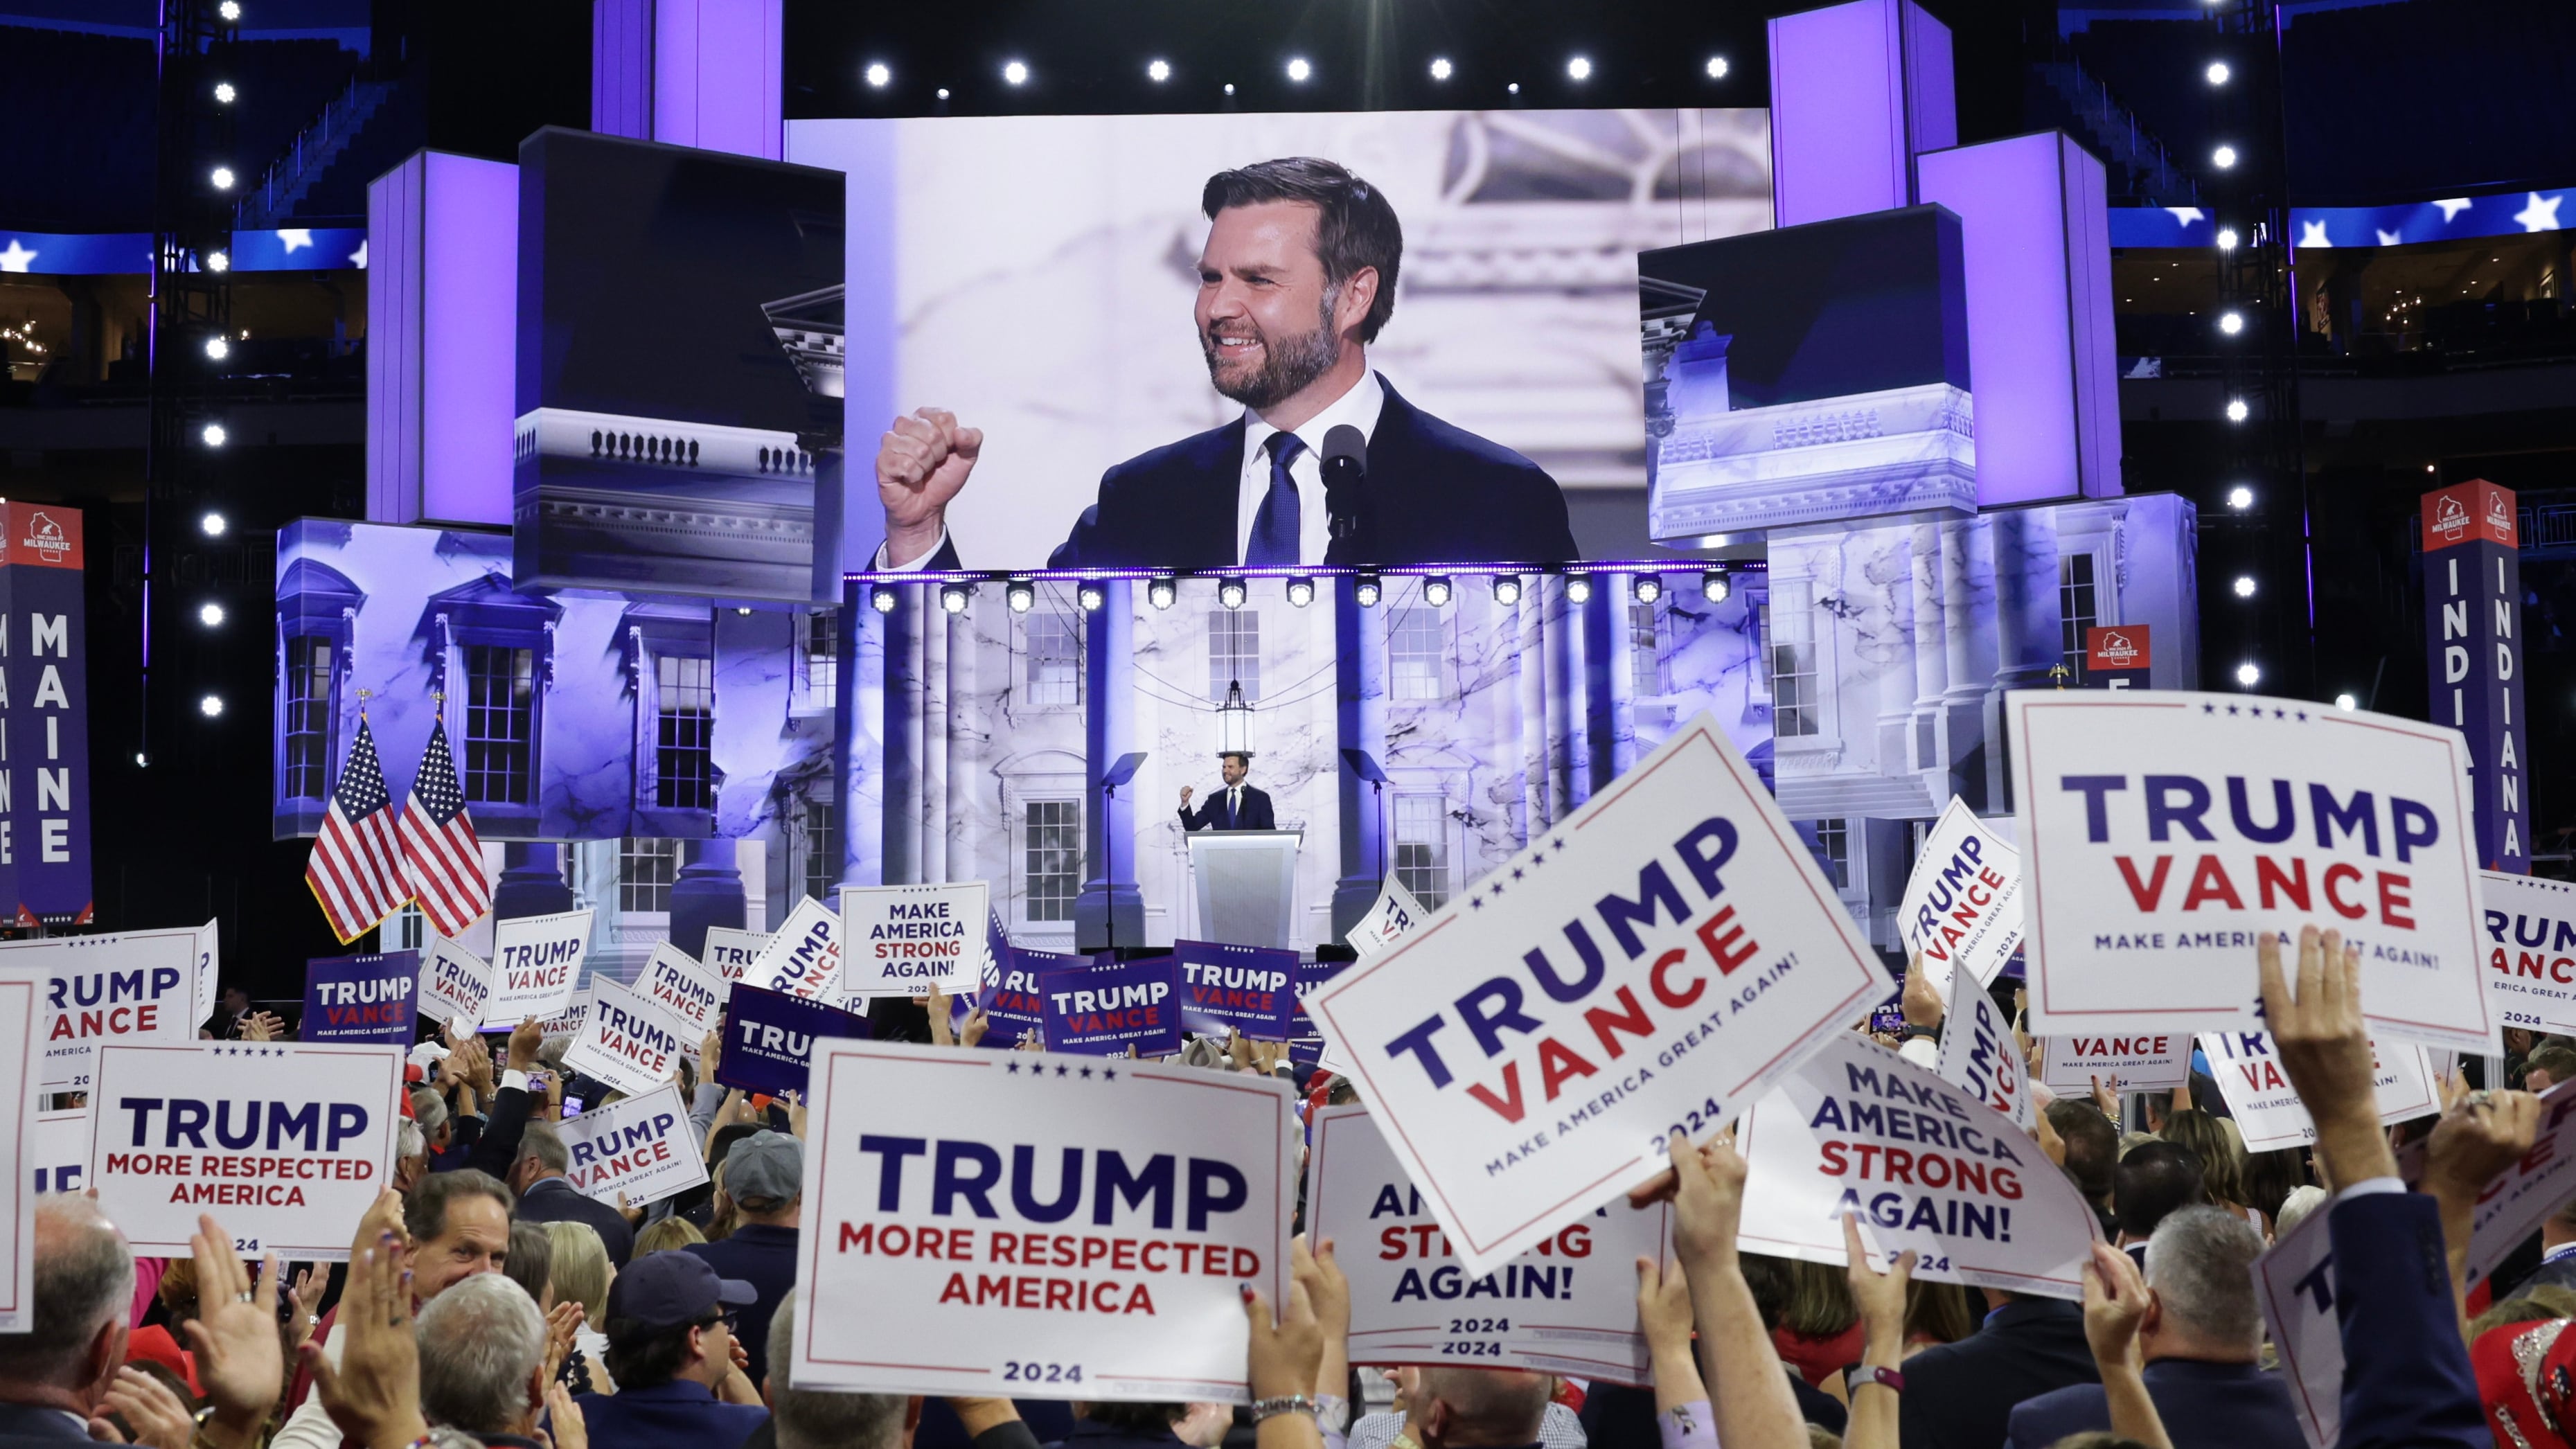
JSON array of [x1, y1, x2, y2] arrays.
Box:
[[1187, 829, 1304, 950]]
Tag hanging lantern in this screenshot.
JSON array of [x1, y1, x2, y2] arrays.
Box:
[[1218, 679, 1254, 759]]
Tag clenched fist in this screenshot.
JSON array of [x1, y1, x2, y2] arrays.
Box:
[[878, 407, 983, 567], [1180, 786, 1196, 808]]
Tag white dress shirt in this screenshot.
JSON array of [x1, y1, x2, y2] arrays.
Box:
[[1238, 369, 1384, 568]]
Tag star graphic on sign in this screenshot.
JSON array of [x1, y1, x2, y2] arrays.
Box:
[[1055, 1064, 1070, 1077], [2377, 229, 2403, 247], [2202, 703, 2217, 715], [1550, 837, 1567, 853], [1101, 1068, 1117, 1081], [2298, 220, 2333, 249], [278, 228, 313, 253], [0, 239, 35, 273], [2514, 193, 2563, 233], [2273, 708, 2287, 719], [1489, 880, 1507, 899], [1529, 850, 1546, 866], [2435, 197, 2473, 222], [1078, 1066, 1094, 1078], [1469, 897, 1485, 910], [2164, 206, 2205, 226], [348, 240, 368, 268], [1511, 866, 1525, 880], [2226, 704, 2240, 716], [2295, 711, 2308, 722], [1006, 1060, 1020, 1074]]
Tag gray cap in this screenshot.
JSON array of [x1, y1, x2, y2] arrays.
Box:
[[725, 1130, 805, 1206]]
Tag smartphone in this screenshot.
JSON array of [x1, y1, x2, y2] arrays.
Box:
[[561, 1096, 585, 1118]]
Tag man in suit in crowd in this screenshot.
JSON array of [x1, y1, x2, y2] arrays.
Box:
[[874, 157, 1579, 571], [1896, 1285, 2099, 1449], [2004, 1207, 2304, 1449], [1179, 752, 1274, 833], [508, 1120, 638, 1266]]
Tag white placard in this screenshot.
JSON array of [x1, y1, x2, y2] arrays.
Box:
[[2013, 691, 2491, 1052], [3, 921, 215, 1092], [557, 1083, 709, 1208], [2199, 1029, 2439, 1152], [1734, 1037, 2102, 1299], [33, 1106, 90, 1195], [838, 882, 988, 999], [701, 927, 769, 984], [0, 971, 42, 1328], [1306, 1105, 1667, 1383], [2459, 1081, 2576, 1287], [533, 989, 591, 1041], [416, 936, 495, 1029], [749, 897, 843, 1002], [2038, 1032, 2192, 1092], [637, 943, 727, 1044], [791, 1039, 1295, 1402], [87, 1042, 404, 1260], [562, 978, 691, 1099], [488, 909, 592, 1024], [2482, 871, 2576, 1040], [1932, 971, 2035, 1131], [1308, 715, 1888, 1277], [2253, 1198, 2339, 1449], [1899, 799, 2025, 994], [1350, 877, 1428, 960]]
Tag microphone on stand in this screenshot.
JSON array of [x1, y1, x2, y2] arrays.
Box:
[[1321, 425, 1369, 546]]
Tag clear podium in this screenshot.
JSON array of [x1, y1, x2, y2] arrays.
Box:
[[1186, 829, 1304, 950]]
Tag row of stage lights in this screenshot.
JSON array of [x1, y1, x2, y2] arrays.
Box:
[[861, 53, 1732, 98], [872, 569, 1738, 617]]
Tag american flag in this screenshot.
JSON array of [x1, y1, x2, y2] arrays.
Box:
[[398, 719, 491, 938], [305, 715, 409, 943]]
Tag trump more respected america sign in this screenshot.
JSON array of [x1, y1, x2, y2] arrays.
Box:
[[1307, 714, 1887, 1277], [790, 1040, 1295, 1402], [2013, 691, 2491, 1053]]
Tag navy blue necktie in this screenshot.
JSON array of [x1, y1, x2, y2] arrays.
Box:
[[1247, 432, 1304, 566]]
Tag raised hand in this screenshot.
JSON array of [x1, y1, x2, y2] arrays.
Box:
[[305, 1231, 428, 1449], [508, 1017, 544, 1073], [877, 408, 982, 567], [961, 1006, 991, 1049], [542, 1299, 585, 1384], [538, 1382, 588, 1449], [181, 1216, 285, 1433], [1901, 955, 1944, 1031], [1180, 785, 1196, 809], [700, 1028, 722, 1079], [92, 1366, 197, 1449], [2258, 926, 2395, 1186]]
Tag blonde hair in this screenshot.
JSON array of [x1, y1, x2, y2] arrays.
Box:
[[544, 1221, 611, 1323], [633, 1216, 706, 1256]]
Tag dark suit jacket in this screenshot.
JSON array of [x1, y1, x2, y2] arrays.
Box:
[[1899, 1297, 2099, 1449], [513, 1175, 637, 1266], [0, 1402, 96, 1449], [463, 1079, 535, 1181], [2006, 1358, 2303, 1449], [1179, 784, 1274, 833], [927, 376, 1579, 570], [2330, 1189, 2488, 1449]]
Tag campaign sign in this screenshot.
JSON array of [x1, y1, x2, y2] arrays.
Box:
[[954, 941, 1056, 1049], [488, 909, 591, 1023], [534, 990, 590, 1041], [1734, 1038, 2101, 1299], [2199, 1029, 2440, 1152], [3, 921, 215, 1092], [1175, 941, 1299, 1041], [1290, 959, 1349, 1079], [790, 1038, 1295, 1401], [563, 978, 691, 1098], [2458, 1081, 2576, 1287], [840, 882, 987, 999], [639, 943, 727, 1043], [33, 1105, 89, 1195], [2038, 1032, 2189, 1093], [2482, 871, 2576, 1039], [751, 897, 844, 1002], [719, 984, 872, 1096], [1308, 715, 1887, 1276], [2253, 1198, 2339, 1449], [1307, 1105, 1667, 1383], [2013, 691, 2491, 1053], [1351, 878, 1428, 960], [558, 1082, 708, 1207], [0, 970, 43, 1327], [1932, 972, 2034, 1131], [416, 937, 494, 1029], [702, 927, 768, 984], [87, 1041, 404, 1259], [1040, 956, 1182, 1058], [1899, 799, 2024, 994], [300, 951, 419, 1046]]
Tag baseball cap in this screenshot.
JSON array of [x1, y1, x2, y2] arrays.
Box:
[[607, 1251, 758, 1333], [725, 1130, 805, 1206]]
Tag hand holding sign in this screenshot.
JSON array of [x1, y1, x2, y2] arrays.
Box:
[[2258, 926, 2399, 1187]]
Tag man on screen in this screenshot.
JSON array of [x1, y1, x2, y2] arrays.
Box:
[[1179, 752, 1274, 833], [874, 157, 1579, 569]]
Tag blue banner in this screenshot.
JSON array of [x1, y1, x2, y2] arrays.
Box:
[[717, 984, 871, 1097], [2422, 481, 2530, 871], [0, 504, 92, 923], [1289, 958, 1347, 1079], [1040, 954, 1181, 1057], [1175, 939, 1299, 1041], [301, 950, 420, 1045], [0, 228, 368, 276], [2109, 190, 2575, 251]]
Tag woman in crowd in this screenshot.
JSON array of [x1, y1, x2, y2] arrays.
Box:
[[546, 1221, 617, 1395], [2160, 1110, 2268, 1238]]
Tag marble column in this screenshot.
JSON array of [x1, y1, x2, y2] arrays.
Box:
[[1516, 583, 1549, 839], [921, 600, 951, 884], [668, 838, 746, 959], [492, 843, 573, 919], [880, 585, 926, 886], [1874, 526, 1920, 782], [1074, 581, 1144, 951], [840, 595, 883, 890], [1581, 578, 1627, 796], [1938, 519, 1998, 810], [1330, 578, 1389, 939], [1984, 507, 2063, 809], [1543, 581, 1579, 819], [1910, 522, 1950, 795]]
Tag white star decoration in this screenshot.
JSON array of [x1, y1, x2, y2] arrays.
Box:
[[2298, 220, 2332, 249], [2514, 193, 2563, 233], [348, 240, 367, 269], [2434, 197, 2473, 222], [2377, 229, 2402, 247], [2163, 206, 2205, 226], [0, 239, 35, 273], [278, 228, 312, 253]]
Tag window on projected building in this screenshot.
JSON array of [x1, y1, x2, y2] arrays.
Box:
[[2059, 553, 2098, 674], [1027, 611, 1081, 707], [1208, 610, 1260, 702], [1394, 794, 1450, 908], [1389, 606, 1445, 701], [1764, 582, 1820, 738], [620, 837, 679, 913], [655, 655, 715, 810], [1024, 799, 1081, 922], [464, 644, 535, 804], [283, 635, 335, 801], [799, 788, 837, 905]]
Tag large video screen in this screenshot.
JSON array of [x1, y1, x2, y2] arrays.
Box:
[[788, 110, 1769, 571]]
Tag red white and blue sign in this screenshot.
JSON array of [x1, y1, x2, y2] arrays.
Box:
[[1175, 941, 1299, 1041], [1040, 955, 1181, 1058], [716, 984, 872, 1098], [300, 951, 420, 1046]]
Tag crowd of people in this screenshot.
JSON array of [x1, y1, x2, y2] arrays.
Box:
[[27, 927, 2563, 1449]]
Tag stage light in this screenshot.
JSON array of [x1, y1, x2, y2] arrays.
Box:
[[199, 601, 226, 627], [2219, 310, 2244, 335], [1006, 580, 1036, 613], [217, 0, 240, 19], [1564, 575, 1592, 604], [1491, 574, 1521, 605], [1223, 83, 1235, 96], [2211, 145, 2237, 170], [1002, 60, 1029, 86], [2226, 398, 2251, 423], [1421, 576, 1453, 607], [1633, 574, 1662, 604], [1147, 59, 1170, 82], [1702, 570, 1730, 603], [1284, 576, 1315, 607], [1218, 578, 1247, 610], [936, 88, 950, 100], [1429, 57, 1452, 80], [1076, 582, 1105, 612], [2335, 693, 2358, 711], [1148, 578, 1177, 610], [2216, 227, 2239, 251], [1705, 56, 1730, 79], [211, 166, 235, 190], [939, 582, 972, 614], [1566, 56, 1591, 81], [870, 584, 897, 614], [204, 337, 229, 359], [206, 250, 229, 272], [201, 424, 226, 447], [2235, 661, 2261, 688], [201, 510, 227, 536], [199, 694, 225, 718], [2205, 60, 2230, 85], [213, 82, 236, 103], [864, 62, 891, 88], [1507, 82, 1520, 95], [1286, 57, 1311, 82], [1353, 575, 1382, 608], [134, 752, 148, 767], [2227, 485, 2254, 510], [2232, 575, 2257, 598]]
